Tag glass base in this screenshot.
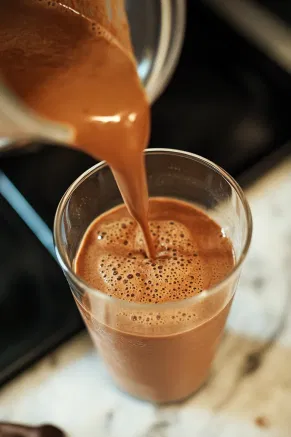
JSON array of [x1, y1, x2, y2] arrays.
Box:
[[112, 371, 211, 404]]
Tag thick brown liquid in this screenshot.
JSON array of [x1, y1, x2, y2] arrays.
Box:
[[75, 198, 235, 402], [0, 0, 154, 256], [0, 2, 236, 402]]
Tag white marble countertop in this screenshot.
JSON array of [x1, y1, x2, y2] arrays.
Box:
[[1, 159, 291, 436]]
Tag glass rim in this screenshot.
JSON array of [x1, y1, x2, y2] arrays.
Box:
[[54, 148, 253, 310]]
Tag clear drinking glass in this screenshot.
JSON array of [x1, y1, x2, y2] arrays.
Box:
[[54, 149, 252, 403]]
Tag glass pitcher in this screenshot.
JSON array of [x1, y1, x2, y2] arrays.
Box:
[[0, 0, 185, 151]]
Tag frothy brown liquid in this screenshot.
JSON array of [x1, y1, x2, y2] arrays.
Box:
[[0, 0, 154, 256], [75, 198, 235, 402], [0, 2, 236, 402], [76, 198, 234, 303]]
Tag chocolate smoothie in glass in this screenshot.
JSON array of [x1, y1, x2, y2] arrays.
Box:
[[74, 197, 234, 402], [55, 150, 252, 403]]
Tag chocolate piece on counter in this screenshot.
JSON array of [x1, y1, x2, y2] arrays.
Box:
[[0, 422, 65, 437], [39, 425, 65, 437]]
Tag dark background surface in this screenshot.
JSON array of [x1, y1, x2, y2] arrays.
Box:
[[0, 0, 291, 386]]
